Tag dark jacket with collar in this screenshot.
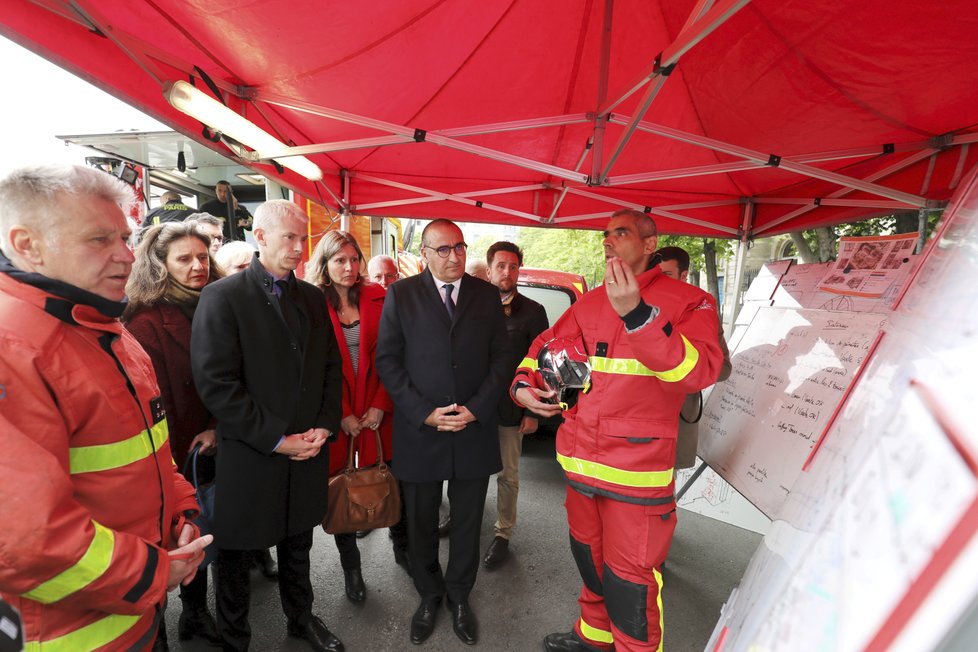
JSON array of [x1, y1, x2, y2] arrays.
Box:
[[125, 303, 211, 470], [190, 255, 342, 549], [497, 291, 549, 427], [376, 268, 510, 482]]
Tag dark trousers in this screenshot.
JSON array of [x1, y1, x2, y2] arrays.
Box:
[[215, 529, 315, 652], [402, 476, 490, 606], [179, 566, 208, 606]]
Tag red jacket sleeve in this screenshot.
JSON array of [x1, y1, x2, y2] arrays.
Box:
[[0, 411, 168, 616]]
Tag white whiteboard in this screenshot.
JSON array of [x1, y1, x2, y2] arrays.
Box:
[[706, 170, 978, 652], [698, 307, 886, 519]]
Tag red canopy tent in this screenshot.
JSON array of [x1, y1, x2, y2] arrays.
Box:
[[3, 0, 978, 240]]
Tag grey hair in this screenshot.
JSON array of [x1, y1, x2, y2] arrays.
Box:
[[253, 199, 308, 232], [611, 208, 657, 237], [0, 164, 134, 255], [367, 254, 396, 270], [159, 190, 182, 204], [188, 212, 222, 229], [214, 240, 258, 273]]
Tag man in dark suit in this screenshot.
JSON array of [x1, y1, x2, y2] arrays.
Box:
[[376, 219, 510, 646], [191, 199, 344, 652]]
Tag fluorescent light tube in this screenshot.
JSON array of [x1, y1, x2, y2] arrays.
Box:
[[164, 80, 323, 181]]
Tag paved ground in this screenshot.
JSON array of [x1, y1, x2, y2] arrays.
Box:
[[164, 435, 761, 651]]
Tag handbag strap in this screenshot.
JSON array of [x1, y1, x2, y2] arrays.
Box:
[[345, 429, 387, 472], [181, 443, 204, 491]]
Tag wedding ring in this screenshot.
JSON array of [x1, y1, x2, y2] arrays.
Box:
[[607, 280, 617, 284]]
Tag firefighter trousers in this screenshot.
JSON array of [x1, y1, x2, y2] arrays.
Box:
[[565, 485, 677, 652]]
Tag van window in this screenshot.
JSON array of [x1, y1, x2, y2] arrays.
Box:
[[518, 284, 575, 326]]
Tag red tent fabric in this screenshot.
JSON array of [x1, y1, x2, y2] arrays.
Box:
[[3, 0, 978, 237]]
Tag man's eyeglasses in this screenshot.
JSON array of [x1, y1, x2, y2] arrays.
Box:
[[424, 243, 467, 258]]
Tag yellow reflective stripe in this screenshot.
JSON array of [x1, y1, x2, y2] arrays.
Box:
[[69, 420, 169, 474], [579, 617, 614, 644], [519, 356, 538, 371], [24, 522, 114, 604], [23, 613, 141, 651], [589, 335, 699, 383], [557, 453, 673, 488], [653, 566, 665, 652]]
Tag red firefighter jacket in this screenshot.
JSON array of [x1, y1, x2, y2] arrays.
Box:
[[512, 267, 723, 512], [0, 264, 198, 651]]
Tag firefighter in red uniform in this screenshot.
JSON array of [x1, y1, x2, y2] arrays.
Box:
[[0, 164, 212, 651], [513, 209, 724, 652]]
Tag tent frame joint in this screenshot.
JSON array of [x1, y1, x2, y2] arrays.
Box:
[[653, 53, 676, 77], [413, 128, 427, 142]]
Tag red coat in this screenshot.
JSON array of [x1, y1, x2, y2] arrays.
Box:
[[513, 267, 724, 511], [125, 303, 213, 470], [327, 282, 395, 475], [0, 270, 198, 651]]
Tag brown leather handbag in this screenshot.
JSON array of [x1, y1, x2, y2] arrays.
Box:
[[322, 430, 401, 534]]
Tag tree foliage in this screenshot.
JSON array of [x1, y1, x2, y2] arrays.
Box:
[[793, 210, 943, 262], [516, 227, 607, 287]]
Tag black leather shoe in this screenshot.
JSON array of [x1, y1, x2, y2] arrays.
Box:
[[355, 529, 372, 538], [448, 601, 477, 645], [256, 549, 278, 580], [543, 630, 606, 651], [177, 603, 221, 644], [437, 515, 451, 537], [482, 535, 510, 570], [287, 616, 344, 652], [410, 599, 440, 645], [343, 568, 366, 604]]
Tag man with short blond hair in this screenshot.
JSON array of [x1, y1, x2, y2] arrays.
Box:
[[0, 164, 210, 651], [192, 199, 344, 651]]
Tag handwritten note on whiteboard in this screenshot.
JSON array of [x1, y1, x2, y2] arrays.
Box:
[[698, 307, 886, 519]]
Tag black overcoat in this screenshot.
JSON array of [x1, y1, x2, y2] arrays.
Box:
[[191, 256, 342, 549], [376, 269, 510, 482]]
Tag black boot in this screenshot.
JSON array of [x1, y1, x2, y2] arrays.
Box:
[[178, 601, 221, 645], [344, 567, 366, 603]]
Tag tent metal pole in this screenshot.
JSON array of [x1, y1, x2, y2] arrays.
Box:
[[617, 117, 929, 206], [599, 0, 750, 115], [753, 148, 938, 235], [260, 92, 590, 181], [68, 1, 166, 86], [565, 187, 740, 234], [599, 74, 670, 182], [434, 114, 589, 137], [590, 0, 615, 183], [256, 135, 413, 158], [352, 173, 545, 224], [599, 0, 751, 180], [609, 161, 761, 185], [550, 139, 595, 221], [676, 460, 709, 502], [659, 199, 743, 211], [724, 200, 753, 332], [423, 133, 589, 183], [357, 184, 549, 211], [608, 133, 978, 187], [752, 198, 918, 209]]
